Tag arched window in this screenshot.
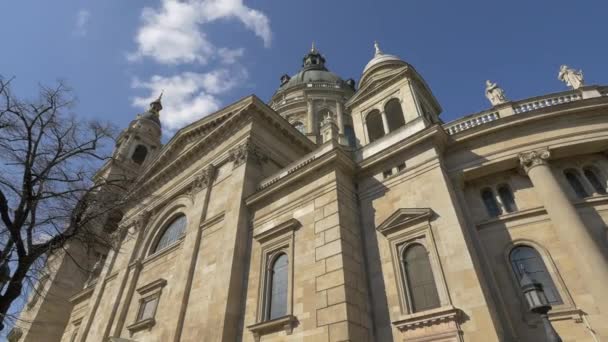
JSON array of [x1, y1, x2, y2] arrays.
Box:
[[366, 110, 385, 143], [481, 188, 502, 217], [152, 215, 187, 254], [402, 244, 440, 313], [510, 246, 562, 305], [344, 125, 356, 147], [583, 167, 606, 195], [497, 184, 517, 213], [292, 121, 305, 134], [267, 253, 288, 320], [385, 99, 405, 132], [564, 169, 588, 198], [132, 145, 148, 165]]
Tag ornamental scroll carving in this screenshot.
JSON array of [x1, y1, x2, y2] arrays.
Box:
[[519, 148, 551, 173], [229, 138, 268, 169], [111, 210, 152, 246], [188, 165, 216, 200]]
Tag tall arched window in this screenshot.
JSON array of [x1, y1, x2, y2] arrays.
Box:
[[385, 98, 406, 132], [366, 110, 385, 143], [497, 184, 517, 213], [583, 166, 606, 195], [267, 253, 288, 320], [564, 169, 589, 198], [481, 188, 502, 217], [292, 121, 306, 134], [510, 246, 562, 305], [132, 145, 148, 165], [402, 244, 440, 313], [344, 125, 356, 148], [152, 215, 187, 254]]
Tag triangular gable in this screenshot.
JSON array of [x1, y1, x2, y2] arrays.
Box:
[[347, 67, 408, 107], [376, 208, 434, 236]]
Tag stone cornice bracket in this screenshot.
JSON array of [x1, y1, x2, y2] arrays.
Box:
[[229, 138, 269, 169], [519, 148, 551, 174]]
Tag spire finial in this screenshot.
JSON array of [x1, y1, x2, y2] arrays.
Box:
[[311, 41, 316, 53], [149, 90, 163, 113], [374, 41, 383, 56]]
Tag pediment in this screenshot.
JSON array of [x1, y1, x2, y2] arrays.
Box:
[[132, 96, 315, 198], [376, 208, 434, 236], [347, 67, 409, 107]]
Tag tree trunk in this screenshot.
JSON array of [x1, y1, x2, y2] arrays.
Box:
[[0, 260, 31, 331]]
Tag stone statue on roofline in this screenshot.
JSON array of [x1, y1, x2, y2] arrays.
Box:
[[558, 65, 584, 89], [485, 80, 508, 106]]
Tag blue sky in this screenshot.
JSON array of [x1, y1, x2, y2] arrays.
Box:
[[0, 0, 606, 334], [1, 0, 607, 138]]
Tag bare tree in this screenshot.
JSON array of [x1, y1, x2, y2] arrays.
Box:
[[0, 76, 128, 330]]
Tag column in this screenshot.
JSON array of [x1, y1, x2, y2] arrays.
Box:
[[380, 112, 390, 135], [306, 99, 314, 135], [336, 100, 345, 134], [519, 149, 608, 312]]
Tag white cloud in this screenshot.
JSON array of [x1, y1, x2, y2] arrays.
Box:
[[129, 0, 271, 65], [74, 9, 90, 37], [131, 68, 247, 132]]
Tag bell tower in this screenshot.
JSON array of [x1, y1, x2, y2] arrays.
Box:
[[346, 42, 442, 147], [113, 93, 163, 166]]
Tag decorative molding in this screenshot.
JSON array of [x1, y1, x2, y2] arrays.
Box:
[[200, 212, 225, 230], [392, 306, 463, 341], [229, 138, 269, 169], [253, 219, 300, 243], [127, 317, 155, 334], [519, 148, 551, 174], [189, 165, 216, 200], [68, 286, 95, 304], [136, 278, 167, 295], [247, 315, 298, 342], [376, 208, 434, 236]]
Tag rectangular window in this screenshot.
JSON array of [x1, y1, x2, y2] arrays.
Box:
[[137, 296, 159, 321], [127, 278, 167, 334]]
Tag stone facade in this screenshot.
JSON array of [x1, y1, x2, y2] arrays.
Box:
[[11, 45, 608, 342]]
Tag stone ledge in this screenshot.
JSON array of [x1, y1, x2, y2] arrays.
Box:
[[392, 305, 462, 332], [126, 317, 155, 334], [253, 218, 300, 243], [68, 286, 95, 304], [247, 314, 298, 342]]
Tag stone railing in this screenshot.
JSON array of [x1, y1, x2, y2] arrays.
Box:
[[444, 111, 500, 135], [513, 92, 582, 114], [443, 87, 606, 136], [270, 96, 305, 109], [306, 82, 342, 89]]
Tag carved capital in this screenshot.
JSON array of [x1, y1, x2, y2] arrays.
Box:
[[519, 148, 551, 174], [229, 138, 268, 169], [191, 165, 216, 194]]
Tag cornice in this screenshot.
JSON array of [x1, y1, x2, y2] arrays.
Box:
[[246, 141, 356, 207], [128, 96, 315, 200], [358, 124, 447, 172]]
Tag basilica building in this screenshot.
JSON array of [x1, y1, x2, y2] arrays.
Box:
[[11, 43, 608, 342]]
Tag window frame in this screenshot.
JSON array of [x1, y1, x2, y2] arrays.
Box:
[[365, 109, 385, 143], [496, 183, 518, 214], [384, 98, 406, 132], [149, 214, 188, 255], [563, 168, 589, 199], [503, 241, 577, 319], [399, 242, 441, 313], [582, 165, 607, 195], [481, 187, 502, 218], [248, 219, 299, 340], [379, 210, 451, 316], [127, 278, 167, 334], [131, 144, 149, 165]]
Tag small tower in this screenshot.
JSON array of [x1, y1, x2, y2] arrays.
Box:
[[346, 42, 442, 147], [320, 112, 339, 143], [114, 93, 163, 166]]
